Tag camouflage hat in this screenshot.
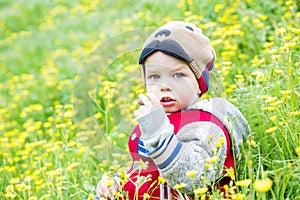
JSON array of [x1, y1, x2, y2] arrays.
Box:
[[139, 21, 216, 96]]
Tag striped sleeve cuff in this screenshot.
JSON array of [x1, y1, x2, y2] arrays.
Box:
[[147, 134, 183, 170]]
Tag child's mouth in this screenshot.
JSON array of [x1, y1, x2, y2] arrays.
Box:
[[160, 97, 175, 106]]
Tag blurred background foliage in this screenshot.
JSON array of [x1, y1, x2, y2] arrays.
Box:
[[0, 0, 299, 199]]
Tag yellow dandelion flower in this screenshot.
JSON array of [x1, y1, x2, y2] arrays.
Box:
[[227, 167, 235, 180], [6, 185, 14, 193], [252, 18, 260, 24], [207, 156, 218, 163], [67, 162, 80, 171], [247, 140, 256, 147], [95, 113, 103, 121], [55, 123, 66, 129], [44, 194, 51, 200], [205, 163, 211, 169], [286, 41, 296, 48], [46, 170, 58, 177], [223, 184, 229, 191], [262, 95, 270, 100], [235, 74, 244, 79], [55, 105, 63, 110], [4, 193, 16, 199], [296, 147, 300, 156], [263, 42, 274, 48], [143, 193, 150, 199], [87, 194, 94, 200], [268, 49, 277, 54], [274, 69, 283, 75], [9, 178, 20, 184], [229, 98, 237, 103], [57, 186, 64, 193], [284, 12, 292, 19], [216, 137, 225, 148], [263, 95, 277, 103], [104, 179, 115, 187], [248, 160, 253, 166], [288, 111, 300, 116], [269, 116, 277, 122], [257, 23, 265, 29], [183, 11, 192, 16], [222, 61, 232, 66], [262, 106, 275, 111], [174, 183, 187, 189], [64, 111, 73, 118], [257, 58, 265, 65], [118, 133, 126, 138], [254, 179, 273, 192], [158, 176, 166, 183], [194, 187, 208, 195], [276, 27, 286, 36], [266, 126, 278, 133], [231, 193, 245, 200], [65, 104, 73, 109], [285, 0, 293, 5], [284, 35, 293, 42], [280, 45, 287, 53], [235, 179, 252, 187], [278, 122, 284, 126], [186, 170, 198, 178], [291, 28, 300, 34], [271, 55, 280, 61], [260, 15, 268, 20], [28, 197, 37, 200], [15, 183, 29, 191]]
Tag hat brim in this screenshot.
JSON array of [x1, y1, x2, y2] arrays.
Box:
[[138, 39, 193, 64]]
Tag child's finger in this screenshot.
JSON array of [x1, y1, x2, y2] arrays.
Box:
[[137, 99, 144, 105], [147, 93, 160, 106], [134, 109, 142, 117], [97, 185, 113, 199], [138, 94, 153, 107]]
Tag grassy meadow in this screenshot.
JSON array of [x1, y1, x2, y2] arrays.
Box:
[[0, 0, 299, 199]]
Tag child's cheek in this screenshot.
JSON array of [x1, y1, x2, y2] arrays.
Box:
[[146, 84, 159, 94]]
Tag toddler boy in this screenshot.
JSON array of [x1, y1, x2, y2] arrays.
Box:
[[97, 21, 250, 200]]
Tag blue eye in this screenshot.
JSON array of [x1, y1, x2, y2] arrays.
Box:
[[150, 74, 160, 80], [174, 73, 183, 78]]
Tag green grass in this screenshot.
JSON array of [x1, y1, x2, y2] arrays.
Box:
[[0, 0, 299, 199]]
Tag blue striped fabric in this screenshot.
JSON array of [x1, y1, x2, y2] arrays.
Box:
[[157, 142, 182, 169], [138, 139, 150, 158], [138, 133, 183, 170], [152, 134, 176, 159]]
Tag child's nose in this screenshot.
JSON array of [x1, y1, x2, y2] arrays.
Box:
[[160, 82, 171, 91]]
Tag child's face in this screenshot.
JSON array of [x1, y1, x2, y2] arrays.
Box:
[[144, 51, 199, 113]]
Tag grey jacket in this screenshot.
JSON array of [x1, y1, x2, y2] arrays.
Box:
[[136, 97, 250, 193]]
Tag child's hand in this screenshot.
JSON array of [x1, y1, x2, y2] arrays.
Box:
[[96, 174, 118, 200], [134, 93, 161, 118], [133, 92, 173, 149]]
